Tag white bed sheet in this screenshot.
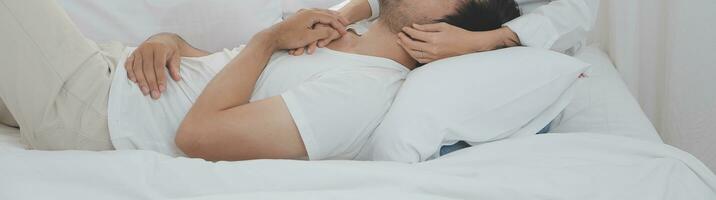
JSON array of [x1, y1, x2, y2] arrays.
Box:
[[1, 133, 714, 199], [551, 46, 662, 143]]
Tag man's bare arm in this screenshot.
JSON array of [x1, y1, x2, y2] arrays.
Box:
[[176, 31, 307, 161], [339, 0, 373, 24], [176, 10, 348, 161]]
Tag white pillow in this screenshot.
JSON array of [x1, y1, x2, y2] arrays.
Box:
[[58, 0, 282, 52], [358, 47, 589, 163]]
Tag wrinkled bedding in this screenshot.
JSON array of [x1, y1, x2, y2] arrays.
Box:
[[1, 133, 714, 199]]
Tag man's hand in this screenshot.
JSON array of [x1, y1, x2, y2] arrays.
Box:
[[124, 33, 182, 99], [277, 9, 349, 56], [397, 23, 520, 64], [287, 23, 340, 56], [125, 33, 208, 100]]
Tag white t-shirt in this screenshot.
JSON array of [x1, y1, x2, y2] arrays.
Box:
[[107, 47, 409, 160]]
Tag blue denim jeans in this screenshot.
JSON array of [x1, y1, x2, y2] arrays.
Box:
[[439, 122, 552, 156]]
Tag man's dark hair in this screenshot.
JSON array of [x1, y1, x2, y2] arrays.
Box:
[[439, 0, 522, 32]]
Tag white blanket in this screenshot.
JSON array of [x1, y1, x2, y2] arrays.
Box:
[[1, 133, 714, 199]]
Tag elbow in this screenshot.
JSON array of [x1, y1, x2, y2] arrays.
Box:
[[175, 120, 206, 159]]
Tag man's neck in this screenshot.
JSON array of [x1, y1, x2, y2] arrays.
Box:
[[327, 20, 418, 70]]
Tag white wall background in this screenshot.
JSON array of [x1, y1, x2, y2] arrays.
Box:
[[592, 0, 716, 171]]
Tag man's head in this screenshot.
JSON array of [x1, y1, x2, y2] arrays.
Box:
[[438, 0, 522, 32], [379, 0, 522, 33], [379, 0, 463, 33]]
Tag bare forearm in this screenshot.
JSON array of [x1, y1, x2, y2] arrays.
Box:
[[339, 0, 372, 24], [466, 27, 521, 52], [188, 31, 276, 113]]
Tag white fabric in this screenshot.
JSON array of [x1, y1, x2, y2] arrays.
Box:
[[589, 0, 716, 171], [504, 0, 600, 54], [552, 46, 661, 143], [108, 47, 243, 156], [516, 0, 551, 13], [367, 0, 380, 20], [108, 47, 408, 159], [263, 49, 408, 160], [1, 133, 714, 199], [58, 0, 283, 52], [359, 47, 589, 163]]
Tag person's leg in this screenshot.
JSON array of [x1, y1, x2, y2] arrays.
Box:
[[0, 100, 18, 128], [0, 0, 116, 150]]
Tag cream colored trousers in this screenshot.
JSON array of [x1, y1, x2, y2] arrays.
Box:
[[0, 0, 124, 150]]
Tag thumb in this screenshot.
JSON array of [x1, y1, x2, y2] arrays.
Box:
[[168, 52, 181, 81]]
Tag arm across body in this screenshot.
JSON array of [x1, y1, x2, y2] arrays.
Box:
[[339, 0, 598, 63], [504, 0, 600, 53], [175, 10, 349, 161], [175, 32, 306, 161]]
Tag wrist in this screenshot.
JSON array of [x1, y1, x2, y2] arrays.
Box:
[[468, 27, 521, 52], [341, 9, 363, 24], [251, 29, 280, 52]]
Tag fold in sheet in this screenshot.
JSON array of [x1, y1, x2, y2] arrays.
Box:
[[1, 133, 714, 199]]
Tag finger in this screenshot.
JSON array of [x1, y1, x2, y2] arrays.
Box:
[[311, 26, 340, 42], [338, 15, 350, 25], [154, 50, 168, 94], [417, 58, 434, 64], [142, 51, 160, 99], [413, 22, 449, 32], [318, 10, 349, 32], [133, 53, 149, 96], [397, 40, 434, 64], [402, 26, 433, 42], [397, 40, 425, 60], [318, 29, 340, 47], [318, 39, 329, 48], [294, 47, 306, 56], [125, 54, 136, 82], [289, 49, 296, 56], [398, 32, 433, 53], [311, 13, 347, 35], [307, 41, 318, 55], [168, 52, 181, 82]]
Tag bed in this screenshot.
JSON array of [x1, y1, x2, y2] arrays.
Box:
[[1, 46, 714, 199]]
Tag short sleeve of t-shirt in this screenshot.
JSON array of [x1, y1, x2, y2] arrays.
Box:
[[281, 68, 405, 160]]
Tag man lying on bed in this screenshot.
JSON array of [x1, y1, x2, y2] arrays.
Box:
[[0, 0, 520, 161]]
